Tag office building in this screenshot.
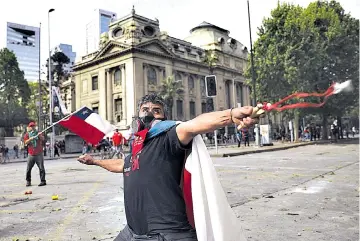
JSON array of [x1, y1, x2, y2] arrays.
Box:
[[52, 43, 76, 73], [6, 22, 40, 82], [86, 9, 117, 54], [73, 7, 250, 135]]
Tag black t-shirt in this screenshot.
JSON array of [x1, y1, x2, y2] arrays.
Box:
[[123, 126, 193, 235]]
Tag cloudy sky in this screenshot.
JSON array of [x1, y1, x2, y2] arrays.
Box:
[[0, 0, 358, 66]]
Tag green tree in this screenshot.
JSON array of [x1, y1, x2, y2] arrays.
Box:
[[159, 75, 184, 120], [46, 51, 70, 87], [246, 1, 358, 140], [0, 48, 31, 136], [27, 82, 49, 125]]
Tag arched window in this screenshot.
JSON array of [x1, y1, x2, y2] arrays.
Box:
[[236, 83, 243, 106], [176, 99, 183, 120], [225, 80, 231, 108], [147, 68, 157, 85], [188, 76, 195, 90], [114, 69, 121, 86], [175, 73, 182, 82]]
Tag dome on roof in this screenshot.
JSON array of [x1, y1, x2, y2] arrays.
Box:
[[190, 21, 229, 34]]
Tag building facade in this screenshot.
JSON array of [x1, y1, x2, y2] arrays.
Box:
[[74, 8, 251, 133], [86, 9, 117, 54], [53, 43, 76, 74], [6, 22, 40, 82]]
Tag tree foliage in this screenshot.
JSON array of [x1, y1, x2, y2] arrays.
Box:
[[246, 0, 359, 138], [0, 48, 30, 103], [0, 48, 31, 136], [159, 75, 184, 120], [26, 81, 49, 123], [46, 51, 70, 86]]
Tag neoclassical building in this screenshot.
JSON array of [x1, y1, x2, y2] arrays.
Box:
[[73, 7, 251, 132]]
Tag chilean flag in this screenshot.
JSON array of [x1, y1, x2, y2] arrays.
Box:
[[59, 107, 113, 145], [182, 135, 247, 241]]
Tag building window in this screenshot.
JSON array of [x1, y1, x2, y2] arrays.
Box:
[[225, 80, 231, 108], [115, 98, 122, 113], [236, 83, 243, 106], [200, 77, 206, 97], [115, 98, 122, 122], [201, 102, 207, 113], [114, 69, 121, 86], [92, 107, 99, 114], [176, 99, 183, 120], [147, 67, 157, 85], [190, 101, 196, 119], [82, 80, 87, 93], [92, 76, 98, 91], [188, 76, 194, 90], [175, 73, 182, 83]]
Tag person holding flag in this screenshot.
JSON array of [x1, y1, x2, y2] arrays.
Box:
[[23, 122, 46, 187], [78, 93, 259, 241]]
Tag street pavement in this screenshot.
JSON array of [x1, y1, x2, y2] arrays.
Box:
[[0, 139, 358, 241], [5, 137, 358, 164]]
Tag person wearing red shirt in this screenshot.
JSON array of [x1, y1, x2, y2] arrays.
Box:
[[23, 122, 46, 187], [112, 129, 123, 158]]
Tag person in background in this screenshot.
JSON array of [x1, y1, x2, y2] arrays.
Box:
[[13, 144, 19, 159], [352, 126, 356, 137], [54, 141, 61, 157], [242, 128, 250, 147], [3, 146, 9, 162], [112, 129, 124, 158], [236, 129, 242, 147], [23, 122, 46, 187]]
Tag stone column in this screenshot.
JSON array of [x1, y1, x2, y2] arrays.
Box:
[[195, 75, 202, 115], [183, 73, 190, 120], [98, 69, 107, 120], [143, 64, 148, 95], [121, 65, 127, 123], [106, 69, 113, 123], [75, 74, 81, 109], [241, 85, 250, 106]]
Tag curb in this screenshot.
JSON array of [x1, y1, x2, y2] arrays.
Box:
[[210, 138, 358, 157], [210, 142, 314, 158]]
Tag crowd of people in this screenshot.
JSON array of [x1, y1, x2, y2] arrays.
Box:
[[82, 127, 132, 159]]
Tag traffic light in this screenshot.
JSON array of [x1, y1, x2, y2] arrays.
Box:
[[205, 75, 217, 97]]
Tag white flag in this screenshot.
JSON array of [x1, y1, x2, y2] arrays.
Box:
[[183, 135, 247, 241]]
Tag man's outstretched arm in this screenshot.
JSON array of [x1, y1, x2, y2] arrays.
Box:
[[176, 106, 258, 145], [78, 154, 124, 173]]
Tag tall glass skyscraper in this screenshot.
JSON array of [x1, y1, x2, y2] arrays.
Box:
[[86, 9, 117, 54], [6, 22, 40, 82], [52, 44, 76, 73]]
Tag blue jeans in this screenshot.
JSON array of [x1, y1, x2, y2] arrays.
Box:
[[114, 225, 197, 241]]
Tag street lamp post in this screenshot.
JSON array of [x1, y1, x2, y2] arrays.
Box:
[[48, 8, 55, 157], [247, 0, 260, 146], [38, 22, 42, 131]]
